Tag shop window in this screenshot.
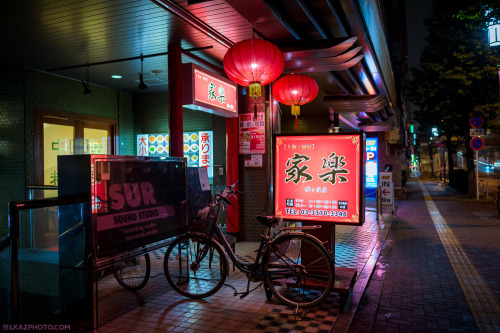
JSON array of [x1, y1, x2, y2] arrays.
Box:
[[34, 107, 117, 186]]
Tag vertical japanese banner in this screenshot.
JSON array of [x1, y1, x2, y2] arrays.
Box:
[[198, 131, 213, 178], [137, 134, 149, 156], [274, 133, 365, 225]]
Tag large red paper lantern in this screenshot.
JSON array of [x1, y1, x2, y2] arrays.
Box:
[[273, 74, 319, 129], [223, 39, 284, 98]]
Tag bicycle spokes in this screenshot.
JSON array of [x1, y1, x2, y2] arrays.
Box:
[[164, 234, 228, 298], [263, 234, 334, 308]]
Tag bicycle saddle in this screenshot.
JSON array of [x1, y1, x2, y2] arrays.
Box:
[[256, 215, 282, 228]]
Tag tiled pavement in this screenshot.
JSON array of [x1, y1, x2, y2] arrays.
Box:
[[349, 178, 500, 333], [90, 178, 500, 332], [91, 198, 394, 333]]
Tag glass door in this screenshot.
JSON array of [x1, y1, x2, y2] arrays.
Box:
[[33, 108, 117, 250], [34, 108, 117, 186], [43, 122, 75, 186]]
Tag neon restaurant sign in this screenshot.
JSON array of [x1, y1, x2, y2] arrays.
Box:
[[182, 63, 238, 118], [274, 133, 365, 225]]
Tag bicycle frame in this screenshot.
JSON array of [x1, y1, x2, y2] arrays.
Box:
[[200, 203, 272, 277], [190, 189, 322, 281]]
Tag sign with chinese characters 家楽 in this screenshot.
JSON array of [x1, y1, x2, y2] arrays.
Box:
[[274, 133, 365, 225], [182, 63, 238, 118]]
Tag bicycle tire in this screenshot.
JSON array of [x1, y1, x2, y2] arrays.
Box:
[[164, 233, 228, 299], [262, 233, 334, 308], [113, 253, 151, 291]]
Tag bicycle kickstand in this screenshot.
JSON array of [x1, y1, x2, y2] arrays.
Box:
[[238, 280, 251, 299]]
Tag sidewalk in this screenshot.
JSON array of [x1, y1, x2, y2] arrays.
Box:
[[91, 198, 393, 333], [349, 178, 500, 333]]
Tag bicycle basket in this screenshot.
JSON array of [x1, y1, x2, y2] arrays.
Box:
[[187, 205, 215, 233]]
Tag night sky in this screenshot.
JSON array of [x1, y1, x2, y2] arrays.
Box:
[[405, 0, 433, 70]]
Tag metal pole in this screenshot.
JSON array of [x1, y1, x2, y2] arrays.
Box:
[[476, 150, 479, 200], [8, 202, 20, 323], [376, 185, 380, 222]]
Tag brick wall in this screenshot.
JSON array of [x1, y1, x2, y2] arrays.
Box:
[[280, 112, 330, 134]]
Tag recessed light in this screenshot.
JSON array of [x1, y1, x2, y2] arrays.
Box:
[[111, 75, 122, 79]]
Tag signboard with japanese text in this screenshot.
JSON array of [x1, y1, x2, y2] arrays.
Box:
[[274, 133, 365, 225], [470, 128, 485, 136], [137, 131, 213, 178], [379, 172, 394, 206], [92, 158, 187, 258], [239, 112, 265, 154], [183, 63, 238, 118], [365, 138, 378, 189], [197, 131, 214, 178]]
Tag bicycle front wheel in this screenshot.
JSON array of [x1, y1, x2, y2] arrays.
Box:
[[263, 233, 334, 308], [113, 253, 151, 291], [164, 233, 228, 299]]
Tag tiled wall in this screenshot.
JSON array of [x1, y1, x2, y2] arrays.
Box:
[[280, 112, 330, 134], [132, 92, 226, 168], [238, 87, 273, 241], [132, 93, 228, 224], [0, 68, 134, 235], [0, 67, 25, 236]]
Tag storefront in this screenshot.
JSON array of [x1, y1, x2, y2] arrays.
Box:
[[136, 62, 239, 233]]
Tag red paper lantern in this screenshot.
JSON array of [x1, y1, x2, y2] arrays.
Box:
[[273, 74, 319, 129], [223, 39, 284, 98]]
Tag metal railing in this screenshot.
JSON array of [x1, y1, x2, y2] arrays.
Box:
[[7, 195, 90, 323], [26, 185, 58, 248]]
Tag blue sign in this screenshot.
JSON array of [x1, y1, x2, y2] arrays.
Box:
[[366, 138, 378, 189], [470, 116, 484, 129], [470, 137, 484, 151]]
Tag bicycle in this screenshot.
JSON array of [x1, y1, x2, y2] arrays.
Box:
[[163, 182, 334, 309], [494, 176, 500, 217], [112, 253, 151, 291]]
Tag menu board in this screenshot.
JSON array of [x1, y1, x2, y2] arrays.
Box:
[[239, 112, 265, 154], [137, 131, 213, 178], [274, 133, 365, 225]]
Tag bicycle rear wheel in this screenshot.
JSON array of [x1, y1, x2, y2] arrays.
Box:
[[263, 233, 334, 308], [113, 253, 151, 291], [164, 233, 228, 299]]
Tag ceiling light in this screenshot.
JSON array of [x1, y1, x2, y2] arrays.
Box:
[[82, 66, 92, 95], [81, 80, 91, 95], [111, 75, 122, 79], [138, 54, 147, 90]]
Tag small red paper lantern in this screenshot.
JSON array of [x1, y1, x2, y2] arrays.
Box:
[[273, 74, 319, 129], [223, 39, 284, 98]]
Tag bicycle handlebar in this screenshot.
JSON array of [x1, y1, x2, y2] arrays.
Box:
[[215, 181, 242, 206]]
